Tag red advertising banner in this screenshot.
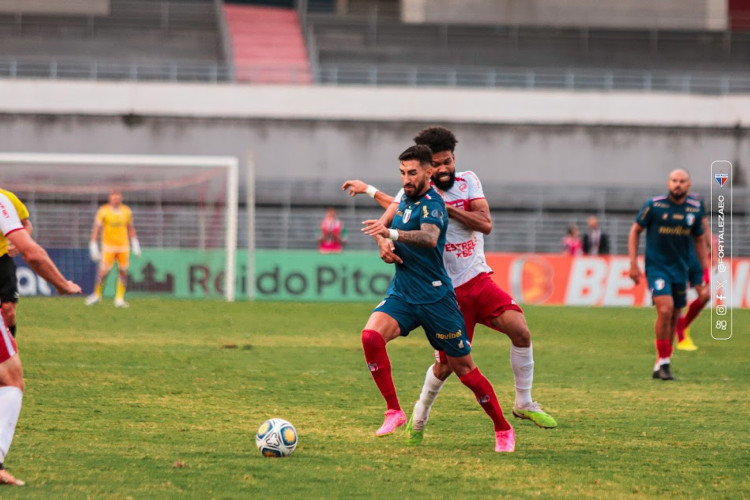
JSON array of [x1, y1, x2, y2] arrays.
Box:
[[485, 253, 750, 308]]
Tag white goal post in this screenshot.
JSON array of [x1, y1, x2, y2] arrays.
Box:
[[0, 153, 239, 301]]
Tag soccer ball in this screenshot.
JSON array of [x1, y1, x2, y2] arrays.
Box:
[[256, 418, 298, 457]]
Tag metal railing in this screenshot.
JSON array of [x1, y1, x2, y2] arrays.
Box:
[[2, 57, 750, 94]]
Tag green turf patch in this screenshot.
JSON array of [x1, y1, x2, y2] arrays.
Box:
[[4, 298, 748, 498]]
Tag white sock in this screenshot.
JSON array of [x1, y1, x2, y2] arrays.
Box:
[[654, 357, 671, 371], [0, 386, 23, 463], [510, 344, 534, 408], [412, 365, 446, 430]]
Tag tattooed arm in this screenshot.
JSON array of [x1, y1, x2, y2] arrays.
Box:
[[362, 220, 440, 248]]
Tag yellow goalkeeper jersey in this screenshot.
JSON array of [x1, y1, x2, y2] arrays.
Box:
[[96, 203, 133, 252], [0, 189, 29, 257]]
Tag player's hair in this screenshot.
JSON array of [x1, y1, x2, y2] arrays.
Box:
[[399, 144, 433, 166], [413, 126, 458, 153]]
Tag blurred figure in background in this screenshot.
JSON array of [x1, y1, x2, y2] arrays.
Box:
[[85, 189, 140, 308], [0, 189, 32, 338], [562, 224, 583, 256], [582, 216, 609, 256], [318, 207, 347, 253]]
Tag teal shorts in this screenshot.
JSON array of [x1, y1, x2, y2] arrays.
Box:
[[374, 291, 471, 358], [647, 270, 688, 309]]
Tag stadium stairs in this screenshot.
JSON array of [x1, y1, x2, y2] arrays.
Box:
[[223, 3, 312, 84]]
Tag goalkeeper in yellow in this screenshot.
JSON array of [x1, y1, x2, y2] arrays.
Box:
[[85, 189, 140, 308]]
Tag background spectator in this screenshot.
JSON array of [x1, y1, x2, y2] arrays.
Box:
[[318, 207, 346, 253], [562, 224, 583, 256], [582, 216, 610, 255]]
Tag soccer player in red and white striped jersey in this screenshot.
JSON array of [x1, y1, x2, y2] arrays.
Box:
[[0, 190, 81, 486], [343, 127, 557, 445]]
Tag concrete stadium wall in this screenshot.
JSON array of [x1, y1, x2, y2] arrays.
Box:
[[0, 79, 748, 192], [402, 0, 728, 30]]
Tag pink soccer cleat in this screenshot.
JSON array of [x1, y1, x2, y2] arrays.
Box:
[[376, 409, 406, 436], [495, 427, 516, 452]]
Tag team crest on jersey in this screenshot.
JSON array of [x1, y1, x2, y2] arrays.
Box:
[[403, 208, 412, 223], [654, 279, 665, 290], [686, 213, 695, 226]]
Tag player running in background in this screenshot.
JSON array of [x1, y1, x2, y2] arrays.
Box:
[[628, 169, 709, 380], [359, 144, 515, 452], [344, 126, 556, 446], [85, 189, 141, 308], [0, 190, 81, 486], [0, 189, 33, 338], [674, 193, 714, 351]]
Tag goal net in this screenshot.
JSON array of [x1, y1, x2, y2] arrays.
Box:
[[0, 153, 239, 301]]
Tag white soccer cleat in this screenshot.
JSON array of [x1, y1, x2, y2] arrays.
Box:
[[114, 298, 129, 308], [85, 294, 100, 306]]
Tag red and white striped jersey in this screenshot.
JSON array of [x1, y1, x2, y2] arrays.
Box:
[[0, 191, 24, 238], [393, 170, 492, 287]]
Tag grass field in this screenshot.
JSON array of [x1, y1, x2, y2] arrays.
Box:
[[3, 298, 748, 499]]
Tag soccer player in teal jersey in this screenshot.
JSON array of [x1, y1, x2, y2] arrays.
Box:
[[360, 145, 515, 452], [628, 169, 709, 380]]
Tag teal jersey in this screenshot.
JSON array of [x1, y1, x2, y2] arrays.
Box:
[[635, 194, 705, 282], [386, 186, 452, 305]]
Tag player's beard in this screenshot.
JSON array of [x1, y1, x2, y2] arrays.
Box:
[[670, 188, 687, 201], [404, 178, 429, 198], [432, 170, 456, 191]]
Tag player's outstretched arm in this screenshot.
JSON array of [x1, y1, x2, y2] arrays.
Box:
[[628, 222, 644, 284], [362, 220, 439, 248], [342, 180, 394, 210], [8, 230, 81, 295]]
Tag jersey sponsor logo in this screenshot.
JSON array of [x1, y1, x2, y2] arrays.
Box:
[[435, 329, 462, 340], [367, 362, 379, 372], [445, 238, 477, 258], [662, 213, 668, 219], [431, 280, 442, 287], [658, 226, 692, 236], [422, 206, 429, 218], [403, 208, 412, 223], [477, 394, 491, 404], [655, 278, 665, 290]]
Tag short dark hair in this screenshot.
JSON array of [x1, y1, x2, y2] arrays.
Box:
[[414, 126, 458, 153], [398, 144, 433, 166]]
